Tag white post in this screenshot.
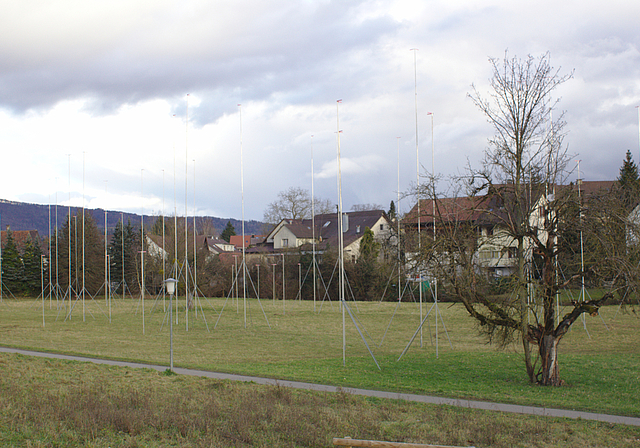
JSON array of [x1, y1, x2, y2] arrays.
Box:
[[185, 94, 189, 331], [141, 169, 145, 335], [272, 263, 276, 304], [82, 151, 86, 322], [104, 181, 108, 308], [311, 135, 317, 312], [164, 278, 177, 371], [411, 48, 422, 347], [239, 104, 247, 328], [397, 136, 401, 303], [256, 264, 260, 300], [428, 111, 438, 358], [41, 255, 45, 327], [336, 99, 346, 366]]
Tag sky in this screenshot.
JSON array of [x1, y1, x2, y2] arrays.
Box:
[[1, 0, 639, 225]]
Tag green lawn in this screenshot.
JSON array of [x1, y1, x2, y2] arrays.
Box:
[[1, 295, 638, 418]]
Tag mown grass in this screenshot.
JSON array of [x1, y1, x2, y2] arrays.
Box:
[[0, 295, 638, 419], [1, 353, 639, 448]]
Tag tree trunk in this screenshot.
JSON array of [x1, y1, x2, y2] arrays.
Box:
[[539, 333, 561, 386]]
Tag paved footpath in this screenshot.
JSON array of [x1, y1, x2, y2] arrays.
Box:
[[2, 346, 639, 427]]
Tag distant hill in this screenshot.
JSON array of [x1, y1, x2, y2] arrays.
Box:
[[0, 199, 266, 239]]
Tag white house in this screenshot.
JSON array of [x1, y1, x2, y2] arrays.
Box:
[[264, 210, 394, 261]]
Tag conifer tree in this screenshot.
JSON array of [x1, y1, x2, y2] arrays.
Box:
[[221, 221, 236, 243], [109, 220, 140, 293], [388, 200, 396, 221], [617, 150, 640, 210], [2, 231, 23, 295], [22, 236, 45, 295]]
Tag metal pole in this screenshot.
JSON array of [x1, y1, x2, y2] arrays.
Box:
[[411, 48, 422, 347], [298, 263, 301, 301], [428, 111, 438, 358], [185, 94, 189, 331], [311, 135, 317, 312], [141, 169, 145, 335], [337, 99, 346, 366], [397, 137, 401, 304], [256, 264, 260, 300], [82, 152, 85, 322], [239, 104, 247, 328], [170, 290, 174, 370]]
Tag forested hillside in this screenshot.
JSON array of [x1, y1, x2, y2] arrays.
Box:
[[0, 199, 264, 238]]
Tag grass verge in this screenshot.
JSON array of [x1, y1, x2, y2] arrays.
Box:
[[1, 353, 639, 448]]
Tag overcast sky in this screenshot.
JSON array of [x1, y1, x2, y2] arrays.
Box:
[[1, 0, 638, 224]]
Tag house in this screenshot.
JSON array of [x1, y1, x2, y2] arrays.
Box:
[[201, 236, 237, 257], [264, 210, 394, 262], [402, 180, 616, 278], [402, 194, 520, 277], [0, 227, 42, 253], [145, 234, 169, 259], [229, 234, 265, 250]]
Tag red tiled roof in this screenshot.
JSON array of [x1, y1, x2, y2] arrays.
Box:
[[1, 229, 41, 252]]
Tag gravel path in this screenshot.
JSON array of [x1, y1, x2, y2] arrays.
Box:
[[2, 346, 638, 427]]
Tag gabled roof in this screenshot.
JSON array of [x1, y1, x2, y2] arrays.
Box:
[[1, 229, 42, 252], [310, 210, 391, 248], [230, 234, 265, 248], [403, 180, 617, 228], [574, 180, 616, 196], [265, 210, 391, 251], [403, 196, 497, 227]]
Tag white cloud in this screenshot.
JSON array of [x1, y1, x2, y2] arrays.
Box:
[[0, 0, 638, 223]]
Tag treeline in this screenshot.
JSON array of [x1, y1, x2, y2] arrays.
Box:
[[2, 213, 408, 303], [1, 231, 46, 296]]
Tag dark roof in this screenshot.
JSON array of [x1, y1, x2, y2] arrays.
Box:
[[403, 180, 617, 228], [402, 196, 496, 227], [575, 180, 616, 196], [310, 210, 390, 248]]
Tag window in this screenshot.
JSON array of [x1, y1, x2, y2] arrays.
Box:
[[380, 224, 384, 230], [282, 238, 289, 247]]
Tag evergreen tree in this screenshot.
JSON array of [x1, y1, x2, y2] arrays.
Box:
[[56, 214, 76, 291], [149, 215, 166, 236], [22, 236, 45, 295], [221, 221, 236, 243], [2, 231, 24, 295], [617, 150, 640, 210], [57, 212, 105, 295], [388, 200, 396, 221], [358, 227, 380, 263], [109, 219, 140, 294]]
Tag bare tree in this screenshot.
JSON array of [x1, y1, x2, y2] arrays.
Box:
[[415, 52, 626, 386], [263, 186, 333, 225]]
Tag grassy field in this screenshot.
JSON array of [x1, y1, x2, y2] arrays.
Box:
[[1, 294, 638, 418], [2, 352, 640, 447]]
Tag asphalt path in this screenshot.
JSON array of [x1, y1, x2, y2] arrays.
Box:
[[1, 346, 639, 427]]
